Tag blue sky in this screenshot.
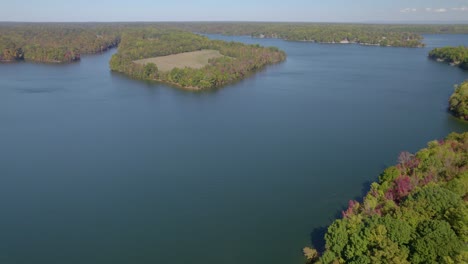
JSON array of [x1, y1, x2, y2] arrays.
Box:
[[2, 0, 468, 22]]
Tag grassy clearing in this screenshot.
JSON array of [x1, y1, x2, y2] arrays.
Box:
[[133, 49, 223, 72]]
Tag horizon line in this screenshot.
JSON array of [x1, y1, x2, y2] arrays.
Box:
[[1, 20, 468, 25]]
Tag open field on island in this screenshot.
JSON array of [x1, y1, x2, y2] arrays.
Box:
[[133, 49, 223, 72]]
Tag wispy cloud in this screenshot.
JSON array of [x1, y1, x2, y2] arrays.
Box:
[[400, 8, 417, 13], [452, 6, 468, 11], [425, 7, 447, 13]]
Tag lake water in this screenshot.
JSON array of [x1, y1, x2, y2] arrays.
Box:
[[0, 34, 467, 264]]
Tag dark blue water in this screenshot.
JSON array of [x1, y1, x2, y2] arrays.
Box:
[[0, 34, 467, 264]]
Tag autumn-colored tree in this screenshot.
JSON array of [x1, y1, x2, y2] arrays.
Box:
[[309, 132, 468, 264]]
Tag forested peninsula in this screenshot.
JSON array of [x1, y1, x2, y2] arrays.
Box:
[[449, 81, 468, 121], [303, 44, 468, 264], [304, 132, 468, 264], [109, 28, 285, 89], [429, 46, 468, 69]]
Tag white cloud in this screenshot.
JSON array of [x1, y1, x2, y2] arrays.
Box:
[[425, 7, 447, 13], [400, 8, 417, 13], [452, 6, 468, 11]]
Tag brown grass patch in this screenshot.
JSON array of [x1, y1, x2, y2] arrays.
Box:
[[133, 49, 223, 72]]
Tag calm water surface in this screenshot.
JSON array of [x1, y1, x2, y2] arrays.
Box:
[[0, 34, 467, 264]]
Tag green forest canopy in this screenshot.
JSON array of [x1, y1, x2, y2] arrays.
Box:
[[449, 81, 468, 121], [304, 132, 468, 264], [429, 46, 468, 69], [0, 23, 121, 63]]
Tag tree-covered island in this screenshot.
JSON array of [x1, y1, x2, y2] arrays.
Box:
[[304, 132, 468, 264], [109, 28, 286, 89]]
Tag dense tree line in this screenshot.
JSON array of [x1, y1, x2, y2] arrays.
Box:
[[449, 81, 468, 121], [109, 28, 286, 89], [304, 132, 468, 264], [385, 24, 468, 34], [429, 46, 468, 70], [0, 23, 121, 63], [2, 22, 468, 64], [169, 23, 433, 47], [169, 22, 468, 35]]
